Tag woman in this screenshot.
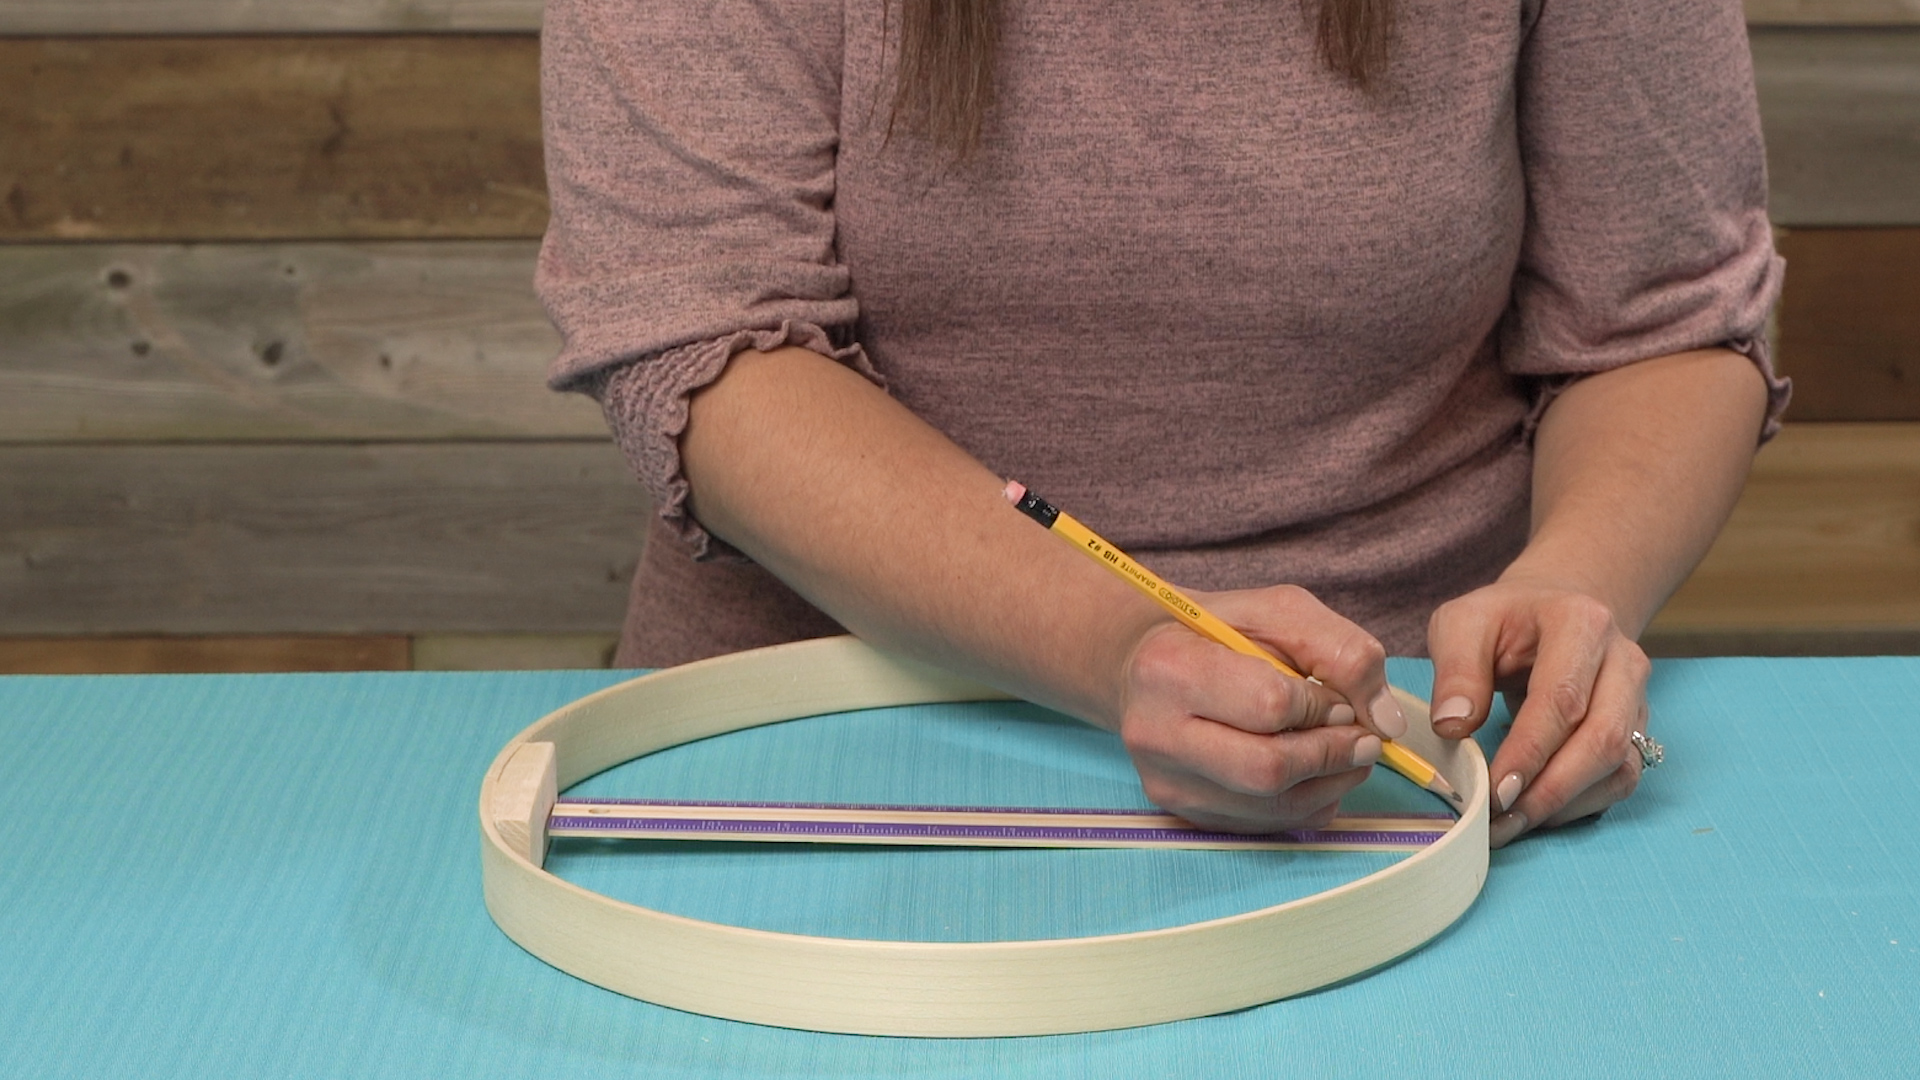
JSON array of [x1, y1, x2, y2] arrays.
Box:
[[536, 0, 1786, 847]]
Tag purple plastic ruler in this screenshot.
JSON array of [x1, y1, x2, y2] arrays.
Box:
[[548, 798, 1453, 851]]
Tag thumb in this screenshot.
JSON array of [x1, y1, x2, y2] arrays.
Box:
[[1426, 597, 1501, 740]]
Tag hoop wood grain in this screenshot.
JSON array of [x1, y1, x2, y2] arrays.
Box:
[[478, 635, 1489, 1036]]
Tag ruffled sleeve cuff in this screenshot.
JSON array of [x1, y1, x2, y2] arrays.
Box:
[[1728, 333, 1792, 444], [580, 320, 884, 560], [1519, 333, 1793, 448]]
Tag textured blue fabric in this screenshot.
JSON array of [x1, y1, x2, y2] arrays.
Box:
[[2, 658, 1915, 1078]]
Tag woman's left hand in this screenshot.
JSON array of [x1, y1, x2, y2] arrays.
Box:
[[1425, 576, 1653, 848]]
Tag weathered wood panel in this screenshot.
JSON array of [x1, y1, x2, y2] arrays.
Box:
[[3, 228, 1912, 439], [0, 36, 546, 242], [410, 632, 619, 670], [1, 427, 1913, 637], [0, 441, 646, 634], [1747, 0, 1920, 22], [1776, 228, 1920, 421], [1, 0, 1912, 34], [1756, 29, 1920, 226], [1642, 627, 1920, 656], [1654, 423, 1920, 632], [0, 634, 409, 673], [1, 31, 1916, 239], [0, 0, 542, 34], [0, 242, 602, 441]]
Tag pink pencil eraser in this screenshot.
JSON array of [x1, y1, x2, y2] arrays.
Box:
[[1003, 480, 1026, 505]]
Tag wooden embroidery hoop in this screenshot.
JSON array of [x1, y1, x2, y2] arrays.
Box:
[[479, 635, 1489, 1037]]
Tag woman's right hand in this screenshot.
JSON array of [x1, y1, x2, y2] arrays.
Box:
[[1113, 585, 1402, 833]]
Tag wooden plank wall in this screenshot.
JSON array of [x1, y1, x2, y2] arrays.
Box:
[[0, 242, 588, 440], [1, 37, 547, 240], [0, 0, 546, 34], [1746, 0, 1920, 23], [2, 3, 1917, 671]]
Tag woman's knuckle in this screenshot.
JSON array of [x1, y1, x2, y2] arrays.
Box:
[[1325, 634, 1386, 685], [1521, 775, 1567, 817], [1129, 637, 1184, 690], [1593, 723, 1631, 767], [1558, 593, 1613, 633], [1270, 583, 1313, 606], [1549, 678, 1589, 723], [1360, 634, 1386, 666], [1138, 775, 1183, 810], [1295, 801, 1341, 831], [1243, 748, 1297, 796], [1429, 597, 1477, 640], [1324, 737, 1360, 777], [1622, 643, 1652, 682], [1614, 763, 1642, 801], [1250, 679, 1291, 725]]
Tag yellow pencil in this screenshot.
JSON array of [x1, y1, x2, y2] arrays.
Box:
[[1005, 481, 1461, 806]]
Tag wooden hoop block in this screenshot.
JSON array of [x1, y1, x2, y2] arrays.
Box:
[[478, 635, 1489, 1037]]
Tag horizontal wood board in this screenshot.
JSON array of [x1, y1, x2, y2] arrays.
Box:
[[0, 634, 409, 673], [1751, 28, 1920, 226], [1775, 229, 1920, 421], [0, 36, 546, 242], [0, 632, 627, 673], [0, 0, 545, 33], [1, 31, 1916, 241], [1640, 626, 1920, 656], [1746, 0, 1920, 20], [0, 426, 1915, 636], [0, 440, 647, 634], [0, 0, 1912, 34], [0, 241, 600, 441], [410, 632, 619, 669], [1653, 423, 1920, 631], [4, 226, 1914, 441]]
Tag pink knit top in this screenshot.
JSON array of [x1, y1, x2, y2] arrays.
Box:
[[535, 0, 1787, 665]]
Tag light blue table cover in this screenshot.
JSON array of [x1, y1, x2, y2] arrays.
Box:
[[2, 657, 1915, 1078]]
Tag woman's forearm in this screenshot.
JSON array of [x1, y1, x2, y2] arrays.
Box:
[[1511, 347, 1773, 636], [680, 346, 1164, 729], [684, 346, 1447, 831]]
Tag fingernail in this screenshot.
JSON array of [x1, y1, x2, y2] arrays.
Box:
[[1495, 772, 1525, 813], [1490, 811, 1529, 848], [1432, 695, 1473, 724], [1368, 689, 1408, 740], [1328, 703, 1356, 726], [1352, 734, 1383, 768]]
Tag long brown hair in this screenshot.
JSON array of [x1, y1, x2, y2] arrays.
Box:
[[891, 0, 1395, 156]]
